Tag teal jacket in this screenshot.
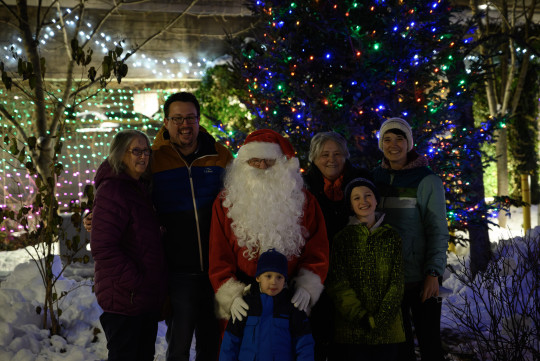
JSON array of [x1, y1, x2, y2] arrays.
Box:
[[327, 214, 405, 345], [372, 154, 448, 283]]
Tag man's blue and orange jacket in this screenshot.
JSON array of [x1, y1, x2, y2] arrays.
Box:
[[151, 126, 233, 273]]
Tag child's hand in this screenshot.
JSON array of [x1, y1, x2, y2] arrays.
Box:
[[230, 296, 249, 323], [291, 287, 310, 312]]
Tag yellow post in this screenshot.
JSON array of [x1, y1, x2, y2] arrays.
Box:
[[447, 222, 456, 253], [521, 174, 531, 232]]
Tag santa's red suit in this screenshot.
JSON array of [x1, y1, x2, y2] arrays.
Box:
[[208, 129, 329, 320]]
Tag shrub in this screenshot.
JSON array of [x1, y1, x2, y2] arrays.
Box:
[[443, 228, 540, 361]]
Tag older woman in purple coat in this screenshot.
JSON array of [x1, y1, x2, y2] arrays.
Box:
[[91, 129, 167, 361]]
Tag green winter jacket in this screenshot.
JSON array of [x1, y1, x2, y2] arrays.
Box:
[[327, 214, 405, 345], [372, 154, 448, 283]]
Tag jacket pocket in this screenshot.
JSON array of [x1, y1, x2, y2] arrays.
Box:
[[112, 280, 138, 314], [272, 318, 292, 360]]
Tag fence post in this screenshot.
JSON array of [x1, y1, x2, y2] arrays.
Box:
[[521, 174, 531, 232]]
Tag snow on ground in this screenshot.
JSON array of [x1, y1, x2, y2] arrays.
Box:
[[0, 205, 538, 361]]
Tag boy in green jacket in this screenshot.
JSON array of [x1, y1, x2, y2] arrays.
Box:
[[327, 177, 404, 361]]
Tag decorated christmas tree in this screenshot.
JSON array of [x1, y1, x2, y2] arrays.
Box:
[[229, 0, 499, 271]]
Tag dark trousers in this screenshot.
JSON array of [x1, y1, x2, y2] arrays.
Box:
[[165, 273, 219, 361], [310, 289, 336, 361], [398, 282, 445, 361], [336, 343, 399, 361], [99, 311, 159, 361]]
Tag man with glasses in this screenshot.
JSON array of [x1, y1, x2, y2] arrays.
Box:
[[208, 129, 329, 334], [151, 92, 233, 361], [84, 92, 232, 360]]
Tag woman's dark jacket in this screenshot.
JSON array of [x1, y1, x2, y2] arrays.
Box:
[[303, 160, 370, 245], [91, 160, 167, 316]]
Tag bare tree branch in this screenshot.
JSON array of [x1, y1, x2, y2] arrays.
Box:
[[510, 53, 529, 114], [122, 0, 202, 61], [0, 0, 22, 22], [0, 104, 29, 142], [36, 0, 58, 38], [80, 0, 130, 50], [55, 1, 71, 60], [69, 74, 106, 98], [35, 0, 42, 40], [17, 0, 47, 138]]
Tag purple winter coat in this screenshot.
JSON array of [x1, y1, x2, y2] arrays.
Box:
[[91, 160, 167, 316]]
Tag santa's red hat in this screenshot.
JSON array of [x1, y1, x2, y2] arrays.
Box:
[[236, 129, 296, 161]]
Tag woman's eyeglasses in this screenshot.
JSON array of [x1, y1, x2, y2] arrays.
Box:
[[127, 148, 152, 157]]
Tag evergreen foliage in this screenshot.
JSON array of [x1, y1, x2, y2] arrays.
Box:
[[228, 0, 498, 240], [195, 65, 255, 152]]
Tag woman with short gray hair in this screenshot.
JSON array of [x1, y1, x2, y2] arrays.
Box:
[[305, 132, 369, 242], [308, 132, 350, 165], [304, 131, 370, 361]]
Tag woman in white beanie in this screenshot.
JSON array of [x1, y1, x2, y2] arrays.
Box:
[[372, 118, 448, 361]]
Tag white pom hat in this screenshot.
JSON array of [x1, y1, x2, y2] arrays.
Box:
[[378, 117, 414, 151]]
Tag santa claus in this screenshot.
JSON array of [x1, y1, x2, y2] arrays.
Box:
[[209, 129, 329, 322]]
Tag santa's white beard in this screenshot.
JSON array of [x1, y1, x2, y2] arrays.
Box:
[[222, 157, 307, 260]]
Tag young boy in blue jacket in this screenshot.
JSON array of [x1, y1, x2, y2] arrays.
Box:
[[219, 249, 315, 361]]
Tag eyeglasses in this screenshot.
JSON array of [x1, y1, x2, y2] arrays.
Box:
[[247, 158, 276, 167], [166, 115, 198, 125], [127, 148, 152, 157]]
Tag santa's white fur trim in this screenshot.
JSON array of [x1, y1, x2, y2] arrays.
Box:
[[214, 278, 246, 320], [236, 142, 285, 161], [292, 268, 324, 307]]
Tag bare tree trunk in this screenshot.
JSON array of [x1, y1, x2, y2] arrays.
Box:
[[459, 64, 493, 273], [496, 128, 509, 227], [16, 0, 54, 179]]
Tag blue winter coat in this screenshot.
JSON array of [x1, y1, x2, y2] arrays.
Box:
[[219, 285, 314, 361], [91, 160, 167, 316]]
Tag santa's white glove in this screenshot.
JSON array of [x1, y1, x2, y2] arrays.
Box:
[[291, 287, 310, 312], [230, 296, 249, 323]]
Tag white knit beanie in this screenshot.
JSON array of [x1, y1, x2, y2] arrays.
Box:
[[378, 117, 414, 151]]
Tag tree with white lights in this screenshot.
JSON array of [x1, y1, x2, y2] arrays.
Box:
[[0, 0, 184, 335]]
